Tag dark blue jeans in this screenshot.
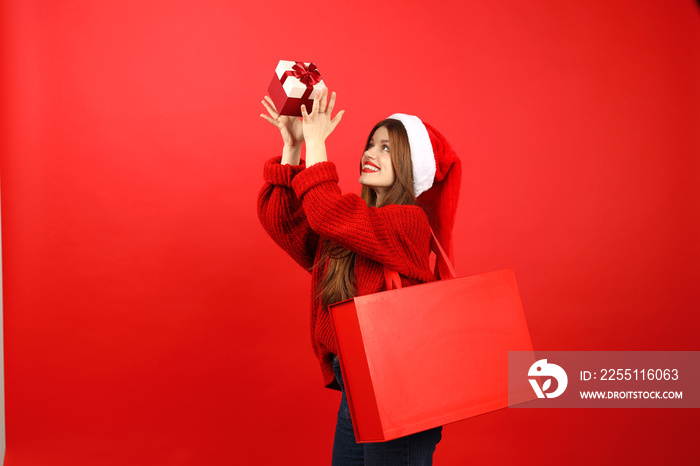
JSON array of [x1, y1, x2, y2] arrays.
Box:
[[331, 357, 442, 466]]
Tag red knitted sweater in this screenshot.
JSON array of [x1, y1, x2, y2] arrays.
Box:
[[257, 156, 435, 389]]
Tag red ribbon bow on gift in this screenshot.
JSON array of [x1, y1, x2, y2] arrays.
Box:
[[280, 62, 322, 100], [290, 62, 322, 86]]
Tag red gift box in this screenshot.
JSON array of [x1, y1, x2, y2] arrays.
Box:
[[267, 60, 326, 117], [330, 265, 536, 443]]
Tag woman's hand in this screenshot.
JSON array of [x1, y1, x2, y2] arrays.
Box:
[[301, 88, 345, 146], [260, 95, 304, 148]]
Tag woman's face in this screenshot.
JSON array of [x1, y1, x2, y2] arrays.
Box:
[[359, 126, 396, 200]]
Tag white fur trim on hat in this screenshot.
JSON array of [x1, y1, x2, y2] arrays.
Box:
[[387, 113, 436, 198]]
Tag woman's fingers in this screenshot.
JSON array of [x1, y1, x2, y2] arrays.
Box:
[[319, 87, 329, 113], [260, 98, 280, 127], [331, 109, 345, 128], [264, 90, 339, 122], [263, 95, 279, 114], [261, 97, 280, 120], [326, 91, 337, 114], [299, 89, 341, 128], [311, 89, 321, 114], [260, 113, 277, 125], [260, 100, 280, 128]]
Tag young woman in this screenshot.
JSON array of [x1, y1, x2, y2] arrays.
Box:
[[258, 88, 460, 466]]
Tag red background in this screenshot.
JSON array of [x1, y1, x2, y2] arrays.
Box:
[[1, 1, 699, 464]]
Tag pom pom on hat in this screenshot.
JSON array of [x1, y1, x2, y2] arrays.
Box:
[[387, 113, 462, 266]]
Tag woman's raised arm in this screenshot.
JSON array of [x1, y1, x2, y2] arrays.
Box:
[[260, 95, 304, 166]]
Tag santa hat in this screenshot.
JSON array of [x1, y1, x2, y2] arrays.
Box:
[[387, 113, 462, 266]]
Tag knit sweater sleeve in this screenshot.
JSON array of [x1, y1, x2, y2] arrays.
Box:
[[257, 156, 319, 271], [291, 161, 432, 280]]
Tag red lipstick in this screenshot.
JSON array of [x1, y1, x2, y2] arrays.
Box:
[[362, 161, 380, 173]]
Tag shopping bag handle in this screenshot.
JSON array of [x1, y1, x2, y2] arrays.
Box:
[[430, 229, 457, 280], [384, 229, 456, 290]]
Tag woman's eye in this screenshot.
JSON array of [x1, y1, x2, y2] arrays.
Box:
[[382, 145, 390, 151]]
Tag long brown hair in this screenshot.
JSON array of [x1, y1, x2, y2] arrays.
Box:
[[318, 119, 416, 308]]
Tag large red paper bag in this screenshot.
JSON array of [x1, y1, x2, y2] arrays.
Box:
[[330, 266, 535, 443]]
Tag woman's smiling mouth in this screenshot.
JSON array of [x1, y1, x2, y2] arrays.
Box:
[[362, 161, 380, 172]]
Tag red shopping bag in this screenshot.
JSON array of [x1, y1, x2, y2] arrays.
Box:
[[329, 233, 536, 442]]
